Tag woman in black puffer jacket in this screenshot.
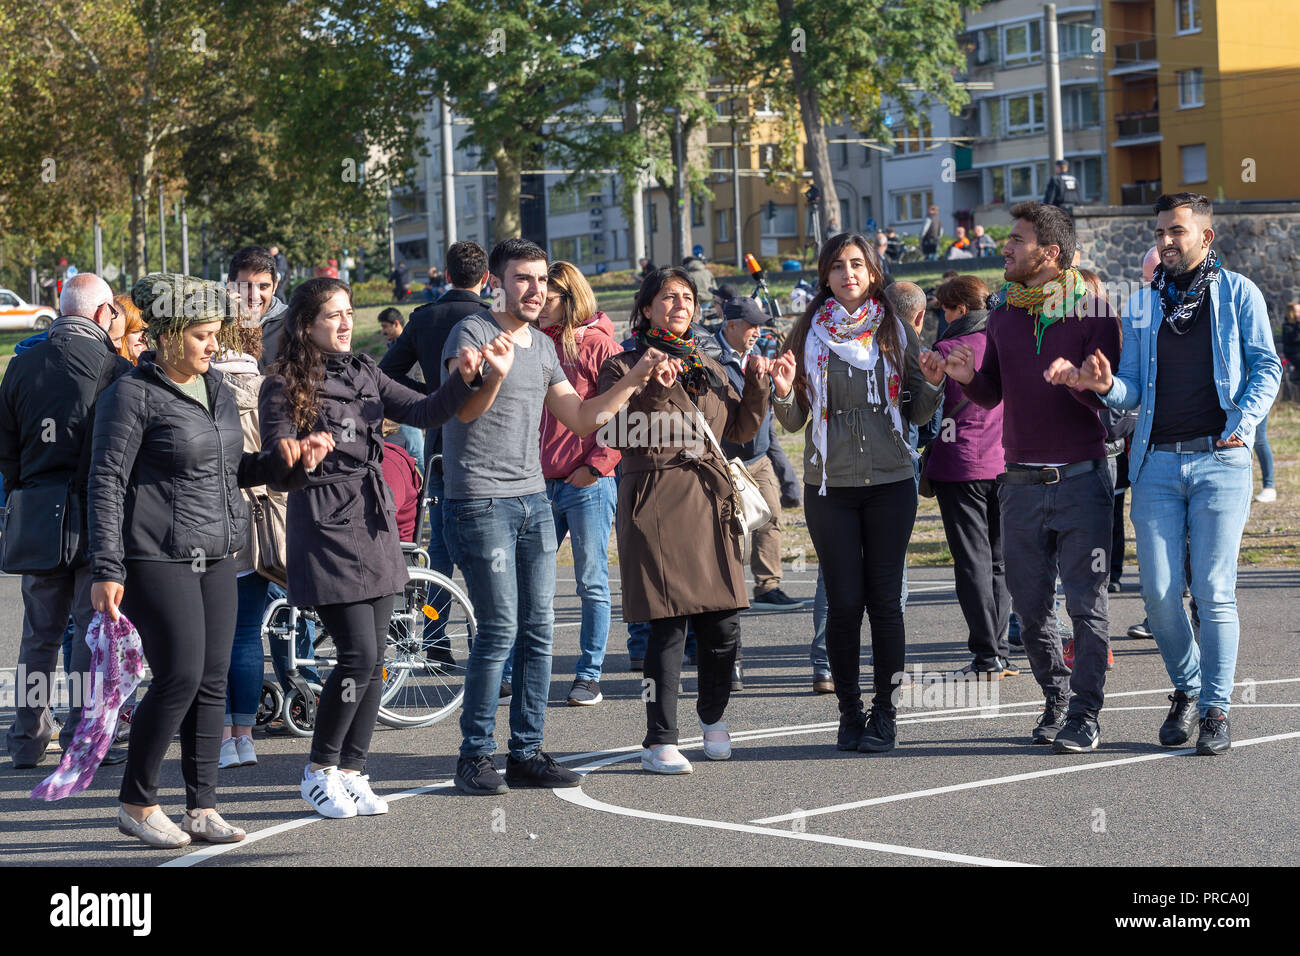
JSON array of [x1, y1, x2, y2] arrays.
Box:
[[88, 273, 334, 850]]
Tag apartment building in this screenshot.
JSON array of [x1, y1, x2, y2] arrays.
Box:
[[1105, 0, 1300, 204]]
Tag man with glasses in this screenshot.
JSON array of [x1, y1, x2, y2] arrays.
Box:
[[1, 273, 132, 768]]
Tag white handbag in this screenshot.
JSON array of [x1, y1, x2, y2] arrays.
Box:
[[692, 410, 773, 552]]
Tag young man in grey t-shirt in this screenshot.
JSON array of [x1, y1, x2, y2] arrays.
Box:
[[442, 237, 671, 795]]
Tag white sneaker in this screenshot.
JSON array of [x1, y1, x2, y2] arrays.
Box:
[[301, 765, 358, 818], [234, 735, 257, 766], [219, 737, 241, 769], [1254, 488, 1277, 503], [699, 718, 732, 760], [339, 772, 389, 815], [640, 744, 693, 774]]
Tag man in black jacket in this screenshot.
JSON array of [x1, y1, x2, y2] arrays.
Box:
[[0, 273, 132, 768], [1043, 161, 1082, 209], [378, 241, 489, 644]]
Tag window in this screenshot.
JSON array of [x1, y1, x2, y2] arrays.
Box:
[[459, 185, 476, 220], [1058, 18, 1098, 59], [1003, 20, 1042, 67], [1175, 0, 1201, 34], [550, 235, 594, 264], [989, 167, 1006, 204], [648, 202, 658, 233], [974, 27, 999, 66], [0, 291, 18, 307], [712, 148, 728, 183], [862, 196, 874, 228], [1178, 69, 1204, 108], [761, 144, 777, 168], [1076, 156, 1103, 201], [1005, 92, 1046, 136], [715, 210, 731, 243], [1180, 144, 1208, 184], [549, 184, 582, 215], [1064, 86, 1100, 129], [839, 199, 851, 232], [892, 189, 933, 223], [892, 117, 932, 155], [1008, 164, 1036, 199], [839, 140, 849, 167], [691, 196, 705, 227], [761, 203, 797, 237]]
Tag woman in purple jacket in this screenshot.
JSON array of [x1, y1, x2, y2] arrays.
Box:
[[925, 276, 1015, 678]]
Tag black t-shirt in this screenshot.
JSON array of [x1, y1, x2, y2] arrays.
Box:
[[1149, 271, 1225, 444]]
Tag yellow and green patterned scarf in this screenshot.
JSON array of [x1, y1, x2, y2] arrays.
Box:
[[1003, 267, 1087, 354]]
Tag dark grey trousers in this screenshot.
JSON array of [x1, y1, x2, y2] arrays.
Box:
[[998, 464, 1113, 718], [6, 567, 95, 764]]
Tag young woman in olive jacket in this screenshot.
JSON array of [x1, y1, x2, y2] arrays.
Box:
[[258, 277, 513, 819], [89, 273, 334, 849], [772, 234, 948, 753]]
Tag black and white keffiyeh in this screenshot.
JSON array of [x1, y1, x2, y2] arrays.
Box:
[[1151, 249, 1220, 335]]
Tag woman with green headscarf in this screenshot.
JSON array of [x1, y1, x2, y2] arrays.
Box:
[[87, 273, 333, 849]]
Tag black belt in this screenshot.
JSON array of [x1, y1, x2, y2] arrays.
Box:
[[997, 459, 1105, 486], [1151, 436, 1216, 454]]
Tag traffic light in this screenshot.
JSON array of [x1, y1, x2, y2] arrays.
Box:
[[804, 184, 821, 203], [766, 200, 777, 220]]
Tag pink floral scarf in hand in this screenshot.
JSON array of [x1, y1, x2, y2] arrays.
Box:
[[30, 612, 146, 801]]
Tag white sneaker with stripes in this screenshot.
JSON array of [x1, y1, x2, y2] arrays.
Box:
[[339, 772, 389, 815], [301, 764, 358, 818]]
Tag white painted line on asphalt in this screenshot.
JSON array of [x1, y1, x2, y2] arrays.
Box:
[[555, 780, 1034, 868], [751, 730, 1300, 825]]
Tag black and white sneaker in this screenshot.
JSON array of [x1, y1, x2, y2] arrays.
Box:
[[752, 587, 810, 609], [301, 764, 358, 818], [1052, 715, 1101, 753], [505, 751, 582, 789], [1195, 707, 1231, 755], [455, 755, 509, 796], [1126, 618, 1154, 639], [567, 679, 603, 706], [1031, 698, 1068, 744]]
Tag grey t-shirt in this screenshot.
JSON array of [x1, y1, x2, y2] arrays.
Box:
[[440, 312, 566, 499]]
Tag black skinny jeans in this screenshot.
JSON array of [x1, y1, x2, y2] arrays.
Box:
[[804, 479, 917, 717], [643, 609, 740, 747], [310, 595, 397, 770], [119, 558, 237, 810]]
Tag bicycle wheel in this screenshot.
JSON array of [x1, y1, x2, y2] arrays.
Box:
[[377, 566, 476, 728]]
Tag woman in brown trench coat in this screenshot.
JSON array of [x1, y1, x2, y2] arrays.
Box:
[[597, 267, 788, 774]]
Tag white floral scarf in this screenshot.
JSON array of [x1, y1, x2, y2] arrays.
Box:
[[805, 297, 912, 495]]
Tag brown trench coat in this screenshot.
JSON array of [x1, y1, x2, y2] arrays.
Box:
[[596, 350, 770, 622]]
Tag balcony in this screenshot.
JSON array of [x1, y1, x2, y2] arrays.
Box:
[[1111, 38, 1159, 76], [1114, 111, 1162, 146], [1121, 181, 1162, 206]]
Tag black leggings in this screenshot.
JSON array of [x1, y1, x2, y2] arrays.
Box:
[[310, 595, 396, 770], [119, 558, 237, 810], [643, 609, 740, 747], [804, 479, 917, 716]]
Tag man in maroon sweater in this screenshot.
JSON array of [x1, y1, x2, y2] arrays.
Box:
[[938, 201, 1120, 753]]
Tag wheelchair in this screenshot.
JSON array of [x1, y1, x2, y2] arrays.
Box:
[[255, 454, 477, 736]]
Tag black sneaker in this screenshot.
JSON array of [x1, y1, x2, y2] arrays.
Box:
[[731, 662, 744, 692], [952, 659, 1001, 681], [455, 755, 509, 795], [857, 707, 897, 752], [1052, 715, 1101, 753], [426, 644, 456, 668], [999, 657, 1021, 678], [567, 679, 602, 706], [1126, 618, 1153, 639], [1031, 698, 1068, 744], [628, 656, 644, 672], [1159, 691, 1199, 747], [836, 709, 866, 751], [752, 587, 809, 608], [498, 682, 512, 706], [1007, 614, 1023, 648], [780, 494, 802, 509], [1195, 707, 1231, 755], [1107, 580, 1122, 594], [505, 751, 582, 788]]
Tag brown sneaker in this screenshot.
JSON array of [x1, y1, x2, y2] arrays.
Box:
[[813, 677, 835, 694], [179, 809, 246, 843]]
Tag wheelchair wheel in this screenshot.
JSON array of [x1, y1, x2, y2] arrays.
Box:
[[254, 681, 285, 726], [284, 682, 323, 738], [377, 566, 476, 728]]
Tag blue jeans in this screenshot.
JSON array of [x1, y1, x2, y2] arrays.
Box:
[[226, 573, 270, 726], [444, 493, 557, 760], [1131, 447, 1253, 715], [398, 425, 425, 472], [267, 581, 321, 690], [810, 569, 829, 678], [1253, 410, 1274, 489], [547, 476, 616, 681]]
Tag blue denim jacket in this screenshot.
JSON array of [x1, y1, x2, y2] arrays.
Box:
[[1103, 266, 1281, 484]]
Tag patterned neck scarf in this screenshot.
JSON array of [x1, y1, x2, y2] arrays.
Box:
[[1152, 249, 1220, 335], [636, 324, 723, 397], [1003, 266, 1087, 354], [803, 297, 911, 495]]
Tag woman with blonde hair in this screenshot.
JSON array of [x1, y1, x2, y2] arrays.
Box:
[[535, 261, 622, 705]]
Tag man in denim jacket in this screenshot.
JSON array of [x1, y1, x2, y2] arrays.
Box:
[[1047, 193, 1281, 755]]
